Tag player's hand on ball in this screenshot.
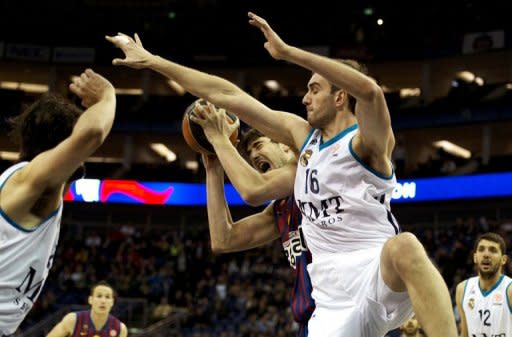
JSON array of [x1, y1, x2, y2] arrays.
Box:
[[189, 101, 240, 144]]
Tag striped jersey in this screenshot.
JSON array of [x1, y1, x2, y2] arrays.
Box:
[[273, 196, 315, 326], [0, 162, 62, 335], [294, 125, 399, 257], [461, 275, 512, 337], [72, 310, 122, 337]]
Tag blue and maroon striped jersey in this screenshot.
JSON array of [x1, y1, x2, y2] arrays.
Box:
[[72, 310, 122, 337], [273, 196, 315, 327]]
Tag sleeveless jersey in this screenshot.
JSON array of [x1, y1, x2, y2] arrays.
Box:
[[273, 196, 315, 327], [294, 125, 399, 257], [72, 310, 122, 337], [462, 275, 512, 337], [0, 162, 62, 335]]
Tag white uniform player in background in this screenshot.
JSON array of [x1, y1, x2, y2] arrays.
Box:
[[106, 11, 457, 337], [0, 69, 116, 336], [456, 232, 512, 337]]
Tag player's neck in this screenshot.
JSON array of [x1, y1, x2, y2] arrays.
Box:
[[478, 272, 503, 291], [320, 112, 357, 142], [90, 310, 109, 330]]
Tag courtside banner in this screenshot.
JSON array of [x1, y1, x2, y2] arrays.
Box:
[[64, 172, 512, 206]]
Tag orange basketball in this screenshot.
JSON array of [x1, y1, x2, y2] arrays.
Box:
[[182, 99, 239, 155]]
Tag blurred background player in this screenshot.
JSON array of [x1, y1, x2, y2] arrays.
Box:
[[46, 281, 128, 337], [455, 232, 512, 337], [0, 69, 116, 337], [194, 101, 314, 336]]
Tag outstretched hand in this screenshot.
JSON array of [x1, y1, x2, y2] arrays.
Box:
[[105, 33, 153, 69], [248, 12, 291, 60], [189, 101, 240, 144], [69, 69, 115, 108]]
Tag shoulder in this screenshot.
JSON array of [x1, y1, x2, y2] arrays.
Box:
[[120, 322, 128, 337], [62, 312, 78, 330]]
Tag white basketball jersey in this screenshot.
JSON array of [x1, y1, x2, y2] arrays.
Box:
[[462, 275, 512, 337], [294, 125, 398, 257], [0, 162, 62, 335]]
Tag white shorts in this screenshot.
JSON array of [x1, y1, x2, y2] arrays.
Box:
[[307, 246, 413, 337]]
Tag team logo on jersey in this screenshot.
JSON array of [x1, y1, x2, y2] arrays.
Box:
[[110, 329, 118, 337], [468, 298, 475, 309], [300, 149, 313, 167], [494, 292, 503, 304]]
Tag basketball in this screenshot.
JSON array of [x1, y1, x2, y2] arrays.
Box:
[[182, 99, 239, 155]]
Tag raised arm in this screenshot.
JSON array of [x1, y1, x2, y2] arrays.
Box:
[[203, 155, 279, 253], [248, 12, 394, 159], [105, 33, 310, 150], [191, 102, 295, 205], [0, 69, 116, 221], [455, 281, 469, 337], [46, 313, 75, 337]]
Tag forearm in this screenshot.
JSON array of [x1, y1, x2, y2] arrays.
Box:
[[147, 55, 238, 103], [283, 46, 379, 102], [146, 55, 300, 147], [210, 136, 271, 205], [205, 166, 234, 252], [73, 94, 116, 142]]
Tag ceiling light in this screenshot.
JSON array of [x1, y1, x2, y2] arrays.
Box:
[[150, 143, 177, 162], [433, 140, 471, 159]]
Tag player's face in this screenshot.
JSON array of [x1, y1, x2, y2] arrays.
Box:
[[473, 239, 507, 279], [401, 317, 420, 335], [88, 285, 114, 315], [246, 136, 292, 173], [302, 73, 338, 128]]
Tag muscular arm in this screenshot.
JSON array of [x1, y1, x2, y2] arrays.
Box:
[[106, 34, 310, 150], [0, 70, 116, 223], [248, 13, 394, 160], [209, 136, 295, 205], [205, 158, 279, 253], [455, 281, 469, 337], [46, 313, 76, 337]]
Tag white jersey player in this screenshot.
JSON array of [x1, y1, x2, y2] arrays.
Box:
[[106, 11, 457, 337], [0, 69, 116, 336], [456, 233, 512, 337]]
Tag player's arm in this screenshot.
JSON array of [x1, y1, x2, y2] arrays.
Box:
[[455, 281, 469, 337], [46, 313, 76, 337], [120, 323, 128, 337], [191, 102, 295, 205], [0, 70, 116, 218], [105, 34, 310, 151], [204, 155, 279, 253], [248, 12, 394, 160]]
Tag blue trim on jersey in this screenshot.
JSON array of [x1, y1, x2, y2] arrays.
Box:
[[0, 204, 61, 233], [299, 128, 316, 153], [319, 123, 358, 150], [348, 136, 394, 180], [479, 274, 504, 297], [506, 281, 512, 313], [462, 279, 469, 304]]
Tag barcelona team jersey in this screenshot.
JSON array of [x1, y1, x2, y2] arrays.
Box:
[[72, 310, 121, 337], [273, 196, 315, 325]]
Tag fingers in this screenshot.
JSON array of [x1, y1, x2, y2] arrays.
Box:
[[189, 114, 206, 127], [134, 33, 143, 47], [105, 33, 133, 47], [112, 58, 127, 66]]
